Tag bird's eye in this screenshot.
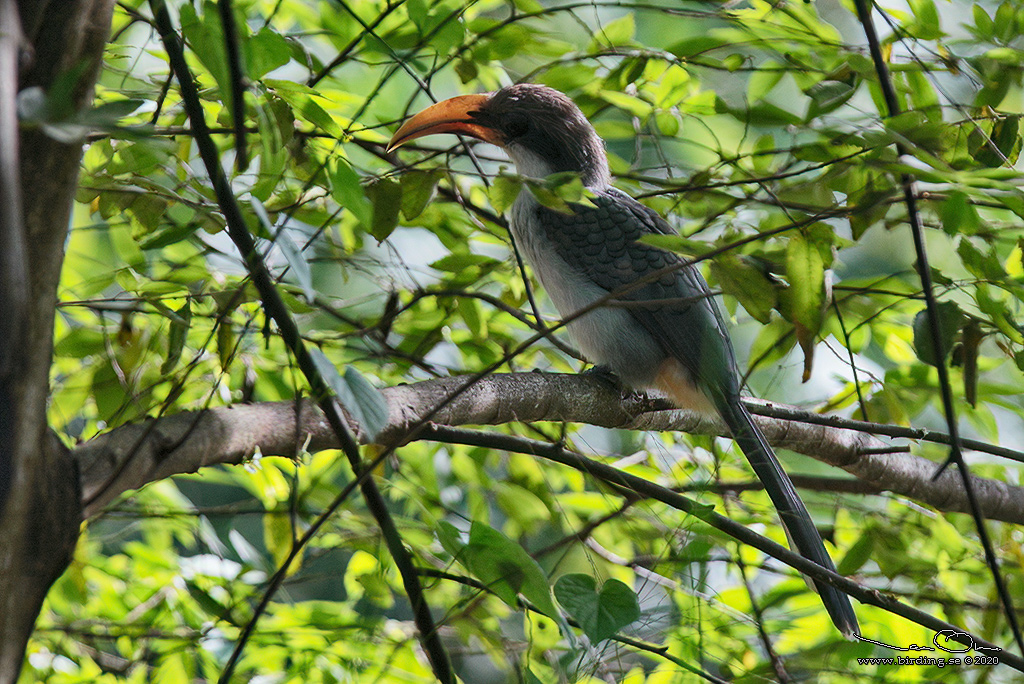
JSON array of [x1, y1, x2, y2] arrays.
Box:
[[504, 112, 530, 139]]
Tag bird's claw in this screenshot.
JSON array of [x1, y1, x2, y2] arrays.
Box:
[[581, 365, 626, 391]]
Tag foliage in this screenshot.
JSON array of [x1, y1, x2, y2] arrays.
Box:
[[24, 0, 1024, 681]]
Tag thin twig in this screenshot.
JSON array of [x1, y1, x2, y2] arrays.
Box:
[[853, 0, 1022, 656], [147, 2, 454, 680], [217, 0, 249, 170], [426, 423, 1024, 672]]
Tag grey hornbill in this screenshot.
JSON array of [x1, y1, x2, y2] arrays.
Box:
[[387, 83, 859, 636]]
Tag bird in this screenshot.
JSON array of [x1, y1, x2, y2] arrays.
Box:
[[387, 83, 859, 636]]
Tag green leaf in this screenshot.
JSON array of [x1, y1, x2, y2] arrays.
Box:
[[747, 60, 784, 104], [905, 69, 939, 118], [405, 0, 429, 29], [512, 0, 543, 11], [80, 99, 145, 127], [489, 173, 523, 214], [637, 233, 708, 255], [264, 510, 303, 576], [960, 320, 984, 406], [91, 361, 125, 423], [367, 177, 402, 241], [459, 522, 557, 616], [524, 172, 590, 214], [37, 61, 90, 122], [308, 350, 389, 439], [268, 79, 342, 137], [276, 231, 315, 304], [329, 158, 373, 228], [525, 185, 570, 213], [715, 96, 802, 126], [723, 54, 745, 72], [124, 193, 169, 236], [217, 319, 235, 370], [666, 35, 728, 59], [805, 79, 856, 120], [399, 170, 441, 221], [972, 115, 1021, 168], [54, 327, 106, 357], [837, 531, 875, 575], [595, 13, 634, 46], [937, 192, 981, 236], [599, 90, 652, 118], [912, 301, 963, 367], [437, 521, 466, 559], [779, 225, 833, 381], [109, 223, 146, 271], [710, 255, 777, 324], [908, 0, 942, 39], [185, 581, 234, 623], [344, 550, 394, 608], [957, 238, 1008, 283], [885, 111, 948, 156], [780, 227, 831, 329], [522, 668, 544, 684], [554, 574, 640, 643], [654, 112, 679, 136], [973, 4, 994, 38], [245, 27, 291, 80], [993, 189, 1024, 220], [540, 65, 598, 93], [179, 2, 231, 105], [995, 1, 1015, 42], [251, 198, 312, 305], [161, 301, 191, 374], [975, 284, 1023, 343], [454, 58, 478, 84], [457, 297, 487, 338], [430, 253, 502, 273], [343, 367, 388, 439]]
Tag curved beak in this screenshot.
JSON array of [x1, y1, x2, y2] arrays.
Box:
[[387, 94, 500, 153]]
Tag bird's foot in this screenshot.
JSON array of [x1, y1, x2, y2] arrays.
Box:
[[581, 364, 623, 390], [581, 366, 664, 418]]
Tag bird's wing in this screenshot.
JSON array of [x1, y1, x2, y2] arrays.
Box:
[[538, 188, 740, 402]]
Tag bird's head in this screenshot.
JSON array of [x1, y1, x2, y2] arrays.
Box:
[[387, 83, 610, 188]]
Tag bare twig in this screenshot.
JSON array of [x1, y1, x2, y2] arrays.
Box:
[[217, 0, 249, 170], [853, 0, 1023, 656], [147, 2, 454, 680]]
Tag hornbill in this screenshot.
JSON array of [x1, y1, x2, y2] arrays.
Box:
[[388, 83, 859, 636]]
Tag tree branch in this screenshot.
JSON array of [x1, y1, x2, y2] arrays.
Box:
[[852, 0, 1023, 655], [76, 372, 1024, 524], [147, 1, 452, 679]]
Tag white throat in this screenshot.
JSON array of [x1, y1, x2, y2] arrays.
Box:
[[504, 142, 611, 190], [506, 144, 555, 179]]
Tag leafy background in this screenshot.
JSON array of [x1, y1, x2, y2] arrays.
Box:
[[24, 0, 1024, 681]]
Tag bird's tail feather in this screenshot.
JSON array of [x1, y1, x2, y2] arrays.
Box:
[[716, 396, 859, 637]]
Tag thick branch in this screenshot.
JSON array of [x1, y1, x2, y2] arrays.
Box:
[[76, 372, 1024, 524]]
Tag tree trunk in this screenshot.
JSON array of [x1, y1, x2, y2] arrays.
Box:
[[0, 1, 114, 681]]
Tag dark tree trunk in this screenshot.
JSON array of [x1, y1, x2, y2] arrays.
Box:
[[0, 1, 114, 681]]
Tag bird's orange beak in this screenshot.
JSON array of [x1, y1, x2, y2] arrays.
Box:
[[387, 94, 500, 152]]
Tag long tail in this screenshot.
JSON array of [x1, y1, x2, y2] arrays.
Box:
[[716, 396, 859, 637]]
